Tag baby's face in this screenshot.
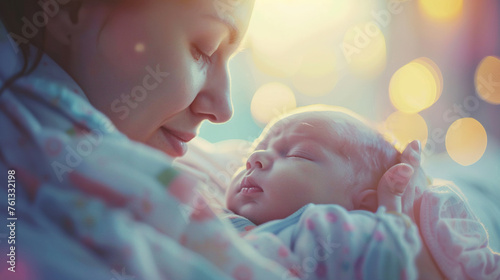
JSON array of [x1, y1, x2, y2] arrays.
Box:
[[226, 112, 356, 225]]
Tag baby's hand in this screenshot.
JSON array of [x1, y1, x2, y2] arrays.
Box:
[[377, 163, 413, 213], [378, 140, 430, 223]]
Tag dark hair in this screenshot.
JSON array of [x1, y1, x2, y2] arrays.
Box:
[[0, 0, 86, 95], [0, 1, 47, 95]]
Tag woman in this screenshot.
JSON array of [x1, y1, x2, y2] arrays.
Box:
[[0, 1, 427, 279]]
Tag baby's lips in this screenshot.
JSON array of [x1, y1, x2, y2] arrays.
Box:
[[240, 186, 264, 194]]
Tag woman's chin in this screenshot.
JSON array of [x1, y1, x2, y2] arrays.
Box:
[[159, 143, 188, 158]]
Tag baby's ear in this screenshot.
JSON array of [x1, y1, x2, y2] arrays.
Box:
[[352, 189, 378, 212]]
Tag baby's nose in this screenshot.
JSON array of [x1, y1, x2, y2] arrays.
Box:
[[246, 151, 269, 170], [246, 160, 263, 170]]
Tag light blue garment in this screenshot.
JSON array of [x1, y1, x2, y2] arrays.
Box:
[[227, 204, 422, 280]]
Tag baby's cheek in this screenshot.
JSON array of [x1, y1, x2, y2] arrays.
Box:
[[225, 185, 238, 210]]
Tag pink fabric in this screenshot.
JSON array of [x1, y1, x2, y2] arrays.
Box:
[[419, 179, 500, 280]]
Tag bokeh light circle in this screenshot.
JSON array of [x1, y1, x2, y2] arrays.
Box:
[[383, 111, 428, 151], [475, 56, 500, 105], [134, 42, 145, 53], [414, 57, 443, 103], [445, 118, 487, 166], [389, 59, 441, 113], [418, 0, 464, 21], [250, 83, 297, 125]]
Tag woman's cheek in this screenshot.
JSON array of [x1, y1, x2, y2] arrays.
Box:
[[159, 68, 198, 114], [99, 13, 152, 73], [161, 60, 208, 110]]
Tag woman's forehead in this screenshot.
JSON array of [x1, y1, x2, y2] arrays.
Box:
[[187, 0, 255, 39]]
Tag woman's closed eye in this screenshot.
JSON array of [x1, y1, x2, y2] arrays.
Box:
[[191, 45, 213, 66]]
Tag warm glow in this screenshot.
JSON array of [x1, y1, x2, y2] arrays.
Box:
[[419, 0, 464, 21], [250, 43, 303, 78], [383, 111, 429, 151], [134, 42, 145, 53], [475, 56, 500, 105], [248, 0, 352, 77], [250, 83, 297, 125], [389, 59, 440, 113], [341, 22, 387, 79], [292, 46, 338, 97], [446, 118, 487, 166]]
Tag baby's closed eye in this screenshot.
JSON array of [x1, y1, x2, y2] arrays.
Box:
[[287, 145, 320, 161]]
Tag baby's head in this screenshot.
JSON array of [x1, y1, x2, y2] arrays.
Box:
[[226, 105, 401, 225]]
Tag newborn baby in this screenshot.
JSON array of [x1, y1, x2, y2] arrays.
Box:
[[225, 105, 500, 280], [226, 106, 399, 225]]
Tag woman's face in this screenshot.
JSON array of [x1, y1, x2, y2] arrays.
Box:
[[66, 0, 254, 157]]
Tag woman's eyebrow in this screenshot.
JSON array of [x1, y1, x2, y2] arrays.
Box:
[[203, 14, 240, 45]]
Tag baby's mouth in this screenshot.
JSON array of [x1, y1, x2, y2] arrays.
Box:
[[239, 177, 264, 194]]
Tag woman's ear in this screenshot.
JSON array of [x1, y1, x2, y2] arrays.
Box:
[[352, 189, 378, 212], [44, 1, 84, 46]]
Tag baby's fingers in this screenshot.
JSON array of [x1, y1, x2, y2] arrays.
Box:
[[401, 140, 421, 168], [377, 164, 414, 213]]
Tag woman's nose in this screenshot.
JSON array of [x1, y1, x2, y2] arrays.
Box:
[[246, 151, 271, 171], [190, 63, 233, 123]]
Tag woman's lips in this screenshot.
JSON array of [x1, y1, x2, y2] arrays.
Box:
[[168, 129, 196, 143], [160, 127, 195, 157]]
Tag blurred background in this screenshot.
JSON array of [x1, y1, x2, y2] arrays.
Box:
[[199, 0, 500, 168]]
